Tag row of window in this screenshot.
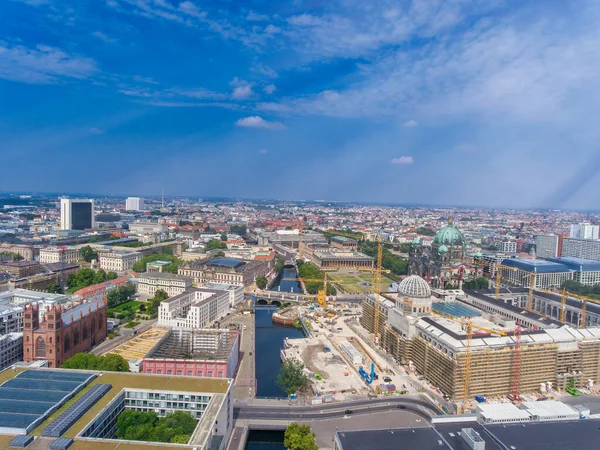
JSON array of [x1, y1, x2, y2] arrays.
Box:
[[147, 369, 224, 377]]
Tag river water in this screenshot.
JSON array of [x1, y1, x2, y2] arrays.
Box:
[[270, 267, 302, 294]]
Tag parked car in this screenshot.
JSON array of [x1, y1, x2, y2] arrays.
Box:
[[383, 376, 392, 383], [344, 409, 353, 415], [397, 405, 406, 410]]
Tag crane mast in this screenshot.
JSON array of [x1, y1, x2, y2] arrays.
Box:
[[372, 239, 383, 344]]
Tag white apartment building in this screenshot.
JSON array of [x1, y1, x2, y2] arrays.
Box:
[[60, 198, 95, 230], [98, 251, 142, 272], [562, 238, 600, 262], [125, 197, 145, 211], [158, 288, 230, 329], [570, 223, 599, 240], [202, 282, 244, 308], [137, 272, 192, 297], [535, 235, 559, 259], [0, 333, 23, 370], [494, 240, 517, 253], [39, 247, 80, 264]]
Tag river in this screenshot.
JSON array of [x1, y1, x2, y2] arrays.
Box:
[[271, 267, 302, 294]]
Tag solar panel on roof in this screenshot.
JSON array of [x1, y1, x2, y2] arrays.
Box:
[[42, 384, 112, 437], [16, 370, 94, 383], [0, 388, 68, 403], [50, 437, 74, 450], [0, 399, 57, 415], [9, 435, 34, 448], [3, 379, 82, 392]]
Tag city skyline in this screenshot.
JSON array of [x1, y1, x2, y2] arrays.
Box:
[[2, 1, 600, 209]]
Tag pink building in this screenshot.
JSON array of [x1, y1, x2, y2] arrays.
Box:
[[141, 328, 240, 379]]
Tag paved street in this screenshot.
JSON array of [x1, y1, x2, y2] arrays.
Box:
[[222, 313, 256, 401]]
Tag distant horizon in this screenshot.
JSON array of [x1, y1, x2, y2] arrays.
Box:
[[2, 190, 600, 214]]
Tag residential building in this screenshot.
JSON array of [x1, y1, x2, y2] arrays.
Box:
[[137, 272, 192, 297], [60, 198, 95, 230], [0, 289, 70, 334], [535, 235, 559, 259], [546, 257, 600, 286], [141, 328, 240, 379], [39, 247, 80, 264], [179, 258, 269, 286], [98, 251, 142, 272], [570, 223, 599, 240], [494, 240, 517, 253], [128, 222, 169, 234], [0, 332, 23, 370], [23, 299, 107, 368], [158, 288, 230, 329], [72, 277, 130, 303], [125, 197, 145, 211], [202, 282, 244, 308], [561, 238, 600, 261]]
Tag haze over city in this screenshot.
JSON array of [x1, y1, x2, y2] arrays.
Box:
[[2, 0, 600, 209]]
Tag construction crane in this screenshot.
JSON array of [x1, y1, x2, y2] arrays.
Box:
[[522, 273, 537, 312], [283, 273, 344, 310], [466, 259, 517, 299], [372, 239, 384, 344], [461, 319, 473, 414], [560, 289, 567, 323], [511, 322, 522, 401]]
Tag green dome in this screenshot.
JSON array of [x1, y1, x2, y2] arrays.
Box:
[[411, 237, 421, 245], [433, 221, 465, 246], [438, 244, 448, 253], [474, 251, 482, 257]]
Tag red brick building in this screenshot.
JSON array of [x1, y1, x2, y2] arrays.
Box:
[[23, 299, 107, 368]]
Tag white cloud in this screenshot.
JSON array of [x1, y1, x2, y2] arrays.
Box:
[[258, 148, 268, 154], [178, 1, 205, 18], [13, 0, 50, 5], [263, 84, 276, 95], [0, 42, 97, 84], [251, 64, 277, 79], [403, 119, 418, 127], [91, 31, 118, 43], [247, 11, 269, 21], [230, 78, 254, 100], [235, 116, 285, 130], [264, 24, 280, 34], [132, 75, 159, 84], [390, 156, 414, 165], [89, 127, 103, 134]]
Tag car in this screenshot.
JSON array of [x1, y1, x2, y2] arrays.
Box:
[[243, 325, 247, 329], [397, 405, 406, 410], [344, 409, 353, 415], [249, 351, 253, 356], [383, 376, 392, 383]]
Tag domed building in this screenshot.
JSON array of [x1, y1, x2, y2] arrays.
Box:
[[408, 217, 467, 288], [397, 275, 432, 315]]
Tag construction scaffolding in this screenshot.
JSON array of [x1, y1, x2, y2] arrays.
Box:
[[103, 327, 169, 361], [148, 328, 239, 360]]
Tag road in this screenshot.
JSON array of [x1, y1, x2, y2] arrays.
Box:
[[235, 396, 440, 420]]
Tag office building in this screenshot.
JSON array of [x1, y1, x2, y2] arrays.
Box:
[[23, 299, 107, 368], [570, 222, 599, 240], [137, 272, 193, 297], [561, 237, 600, 261], [128, 222, 169, 234], [501, 259, 573, 289], [546, 257, 600, 286], [125, 197, 145, 211], [0, 332, 23, 370], [202, 282, 244, 308], [158, 288, 230, 329], [39, 246, 80, 264], [0, 289, 71, 334], [179, 258, 270, 287], [535, 235, 559, 259], [494, 240, 517, 253], [60, 198, 95, 230]]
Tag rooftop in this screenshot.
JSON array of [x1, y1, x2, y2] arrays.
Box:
[[104, 327, 170, 361], [547, 256, 600, 272], [206, 257, 245, 268], [501, 258, 571, 273], [331, 235, 356, 243], [138, 271, 190, 281], [60, 299, 105, 326]]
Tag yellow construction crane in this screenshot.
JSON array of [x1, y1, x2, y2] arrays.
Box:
[[466, 259, 517, 299], [283, 273, 344, 310], [461, 320, 473, 414], [371, 239, 384, 344], [568, 293, 600, 328], [560, 289, 567, 323]]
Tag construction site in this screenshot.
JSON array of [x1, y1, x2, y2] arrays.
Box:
[[361, 263, 600, 412]]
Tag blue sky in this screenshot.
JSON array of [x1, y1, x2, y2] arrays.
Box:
[[1, 0, 600, 209]]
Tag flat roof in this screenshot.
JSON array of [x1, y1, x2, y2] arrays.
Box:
[[431, 302, 481, 318], [477, 403, 531, 420], [520, 400, 578, 417], [206, 258, 245, 268], [336, 427, 451, 450], [547, 257, 600, 272], [502, 258, 571, 273]]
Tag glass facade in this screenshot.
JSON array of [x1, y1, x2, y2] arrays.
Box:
[[71, 203, 92, 230]]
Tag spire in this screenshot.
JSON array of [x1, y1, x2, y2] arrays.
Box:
[[448, 215, 453, 225]]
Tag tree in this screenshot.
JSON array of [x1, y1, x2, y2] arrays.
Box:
[[132, 252, 182, 273], [256, 276, 268, 289], [93, 269, 108, 285], [284, 423, 318, 450], [44, 283, 63, 294], [79, 245, 97, 262], [62, 353, 130, 372], [148, 289, 169, 316], [277, 359, 310, 396], [229, 225, 247, 236], [106, 284, 136, 308], [107, 271, 118, 280], [416, 227, 436, 236], [115, 410, 195, 444], [462, 277, 490, 290], [220, 232, 228, 241], [205, 240, 227, 251]]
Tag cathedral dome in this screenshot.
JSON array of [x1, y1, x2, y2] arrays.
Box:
[[433, 218, 465, 246], [398, 275, 431, 299], [438, 245, 448, 254]]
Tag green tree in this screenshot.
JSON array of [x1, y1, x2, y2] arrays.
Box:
[[205, 240, 227, 251], [79, 245, 97, 262], [115, 410, 195, 443], [62, 353, 130, 372], [107, 271, 118, 280], [44, 283, 63, 294], [275, 258, 285, 274], [256, 275, 268, 289], [148, 289, 169, 316], [220, 232, 228, 241], [463, 277, 490, 290], [416, 227, 436, 236], [171, 435, 190, 444], [100, 353, 131, 372], [298, 263, 337, 295], [277, 359, 310, 396], [284, 423, 318, 450], [229, 225, 247, 236], [106, 284, 136, 308], [132, 252, 182, 273], [92, 269, 108, 285]]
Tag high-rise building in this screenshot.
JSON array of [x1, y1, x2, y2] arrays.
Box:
[[60, 198, 95, 230], [570, 223, 599, 240], [562, 238, 600, 262], [125, 197, 145, 211], [535, 234, 559, 259]]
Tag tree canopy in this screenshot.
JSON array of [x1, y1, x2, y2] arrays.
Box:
[[284, 423, 319, 450], [277, 359, 310, 396], [416, 227, 436, 236], [561, 280, 600, 300], [79, 245, 98, 262], [298, 263, 337, 295], [44, 283, 63, 294], [66, 268, 117, 293], [132, 252, 181, 273], [255, 275, 268, 289], [106, 284, 137, 308], [148, 289, 169, 317], [229, 224, 247, 236], [205, 239, 227, 251], [462, 277, 490, 290], [359, 241, 408, 276], [116, 410, 197, 444], [62, 353, 130, 372]]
